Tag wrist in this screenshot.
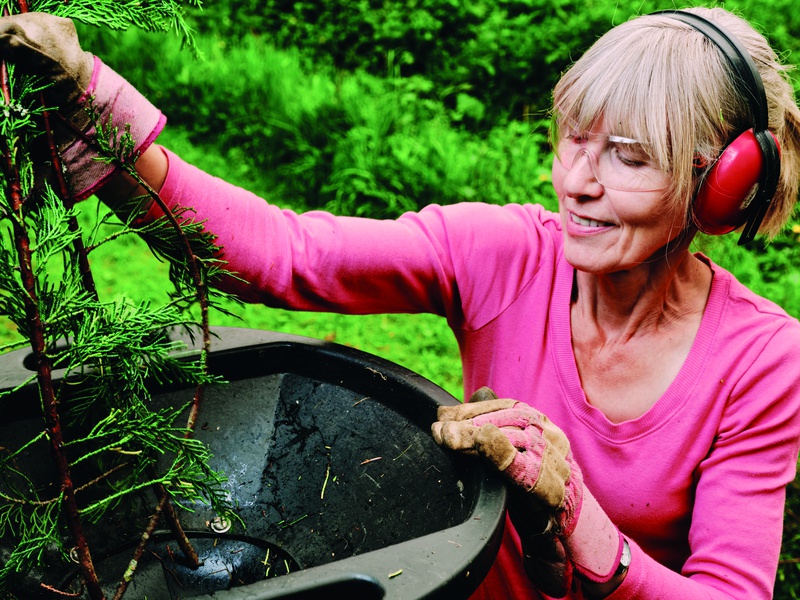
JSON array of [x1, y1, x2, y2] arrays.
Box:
[[579, 538, 630, 599], [60, 59, 165, 202]]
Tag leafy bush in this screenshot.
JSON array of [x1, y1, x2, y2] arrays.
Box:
[[185, 0, 800, 131], [184, 0, 619, 129], [78, 25, 553, 218]]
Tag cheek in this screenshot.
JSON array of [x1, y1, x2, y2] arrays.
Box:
[[551, 156, 567, 200]]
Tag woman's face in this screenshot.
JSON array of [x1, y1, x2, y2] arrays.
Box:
[[551, 124, 681, 274]]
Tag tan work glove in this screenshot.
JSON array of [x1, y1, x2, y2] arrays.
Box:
[[0, 13, 93, 123], [433, 386, 576, 596], [0, 12, 165, 200], [432, 387, 627, 596]]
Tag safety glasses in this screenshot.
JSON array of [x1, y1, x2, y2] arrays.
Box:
[[553, 125, 669, 192]]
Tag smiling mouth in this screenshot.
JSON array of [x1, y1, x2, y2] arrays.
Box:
[[570, 213, 612, 228]]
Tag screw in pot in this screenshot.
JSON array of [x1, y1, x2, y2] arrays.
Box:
[[209, 515, 231, 533]]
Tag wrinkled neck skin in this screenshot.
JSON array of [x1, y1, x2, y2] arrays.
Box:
[[571, 232, 712, 344]]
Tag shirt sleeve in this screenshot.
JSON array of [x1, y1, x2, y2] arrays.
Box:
[[155, 146, 460, 315], [154, 146, 561, 328]]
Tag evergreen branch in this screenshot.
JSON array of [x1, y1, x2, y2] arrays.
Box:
[[25, 188, 82, 279], [0, 430, 46, 471], [39, 582, 82, 598], [74, 460, 132, 495], [0, 2, 241, 596], [83, 221, 140, 253], [0, 371, 36, 404], [0, 65, 46, 141], [87, 92, 227, 475], [0, 336, 28, 354], [79, 443, 229, 525], [111, 489, 168, 599], [0, 55, 104, 599], [0, 455, 50, 507], [67, 404, 194, 460], [33, 0, 201, 48], [0, 496, 65, 590], [79, 475, 169, 520], [22, 37, 100, 300], [0, 490, 57, 508]]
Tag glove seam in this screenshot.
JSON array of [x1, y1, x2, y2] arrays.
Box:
[[77, 55, 102, 104]]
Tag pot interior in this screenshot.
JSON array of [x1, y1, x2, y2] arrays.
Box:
[[0, 330, 499, 599]]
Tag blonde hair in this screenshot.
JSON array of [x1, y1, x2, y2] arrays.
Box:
[[551, 6, 800, 238]]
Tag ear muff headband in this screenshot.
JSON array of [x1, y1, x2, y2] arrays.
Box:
[[650, 10, 781, 245]]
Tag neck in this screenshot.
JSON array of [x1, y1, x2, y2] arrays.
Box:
[[572, 244, 712, 341]]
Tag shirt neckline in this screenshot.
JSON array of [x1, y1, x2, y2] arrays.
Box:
[[549, 252, 727, 440]]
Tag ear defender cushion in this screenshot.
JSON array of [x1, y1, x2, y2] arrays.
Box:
[[692, 129, 779, 235]]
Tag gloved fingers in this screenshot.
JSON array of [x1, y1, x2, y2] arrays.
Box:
[[432, 420, 519, 472], [505, 442, 571, 509], [538, 414, 571, 457], [474, 410, 571, 455], [471, 405, 548, 430], [436, 397, 518, 422], [472, 422, 518, 471], [0, 12, 93, 105], [431, 420, 481, 452], [481, 425, 544, 453], [468, 385, 499, 403]]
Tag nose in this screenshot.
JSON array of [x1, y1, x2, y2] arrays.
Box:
[[559, 148, 604, 198]]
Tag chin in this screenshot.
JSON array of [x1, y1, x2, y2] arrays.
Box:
[[562, 246, 613, 274]]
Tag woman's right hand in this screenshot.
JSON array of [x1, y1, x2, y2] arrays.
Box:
[[432, 387, 629, 597], [0, 13, 94, 119], [0, 12, 166, 202]]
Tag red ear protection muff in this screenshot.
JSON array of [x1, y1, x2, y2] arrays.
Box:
[[651, 10, 781, 245], [693, 128, 780, 236]]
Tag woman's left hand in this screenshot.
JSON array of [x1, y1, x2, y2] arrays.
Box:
[[432, 386, 583, 533], [432, 388, 629, 595]]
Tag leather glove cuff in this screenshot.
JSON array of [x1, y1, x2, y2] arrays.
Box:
[[59, 56, 166, 201]]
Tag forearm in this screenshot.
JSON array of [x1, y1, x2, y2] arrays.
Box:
[[122, 146, 457, 312], [97, 142, 169, 205]]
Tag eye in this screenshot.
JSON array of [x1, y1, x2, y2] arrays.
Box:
[[611, 143, 652, 168], [613, 150, 645, 167]]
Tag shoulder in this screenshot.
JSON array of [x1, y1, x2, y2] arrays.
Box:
[[703, 256, 800, 425], [409, 201, 564, 255], [404, 202, 565, 328], [705, 255, 800, 342]]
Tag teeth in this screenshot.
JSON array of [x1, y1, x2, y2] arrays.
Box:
[[571, 213, 606, 227]]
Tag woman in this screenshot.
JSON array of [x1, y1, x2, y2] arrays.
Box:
[[2, 6, 800, 599]]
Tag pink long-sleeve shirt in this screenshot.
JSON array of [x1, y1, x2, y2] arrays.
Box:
[[155, 147, 800, 599]]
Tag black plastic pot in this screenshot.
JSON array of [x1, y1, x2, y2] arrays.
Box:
[[0, 327, 506, 599]]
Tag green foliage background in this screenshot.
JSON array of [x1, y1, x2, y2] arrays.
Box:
[[3, 0, 800, 595]]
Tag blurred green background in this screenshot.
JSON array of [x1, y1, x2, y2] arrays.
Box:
[[3, 0, 800, 595]]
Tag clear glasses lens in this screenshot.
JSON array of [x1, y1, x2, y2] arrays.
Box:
[[554, 128, 668, 192]]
